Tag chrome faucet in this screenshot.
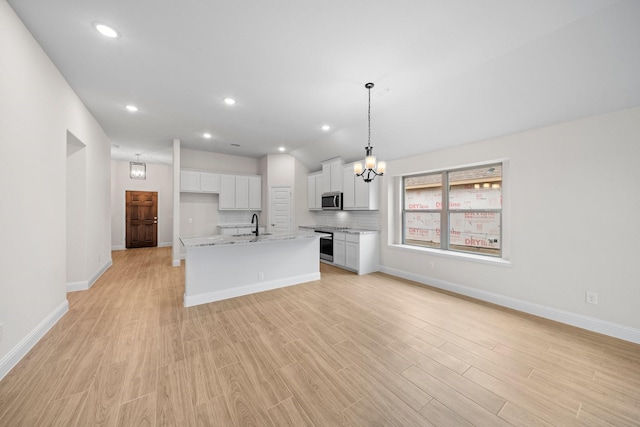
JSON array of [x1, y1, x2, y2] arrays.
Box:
[[251, 213, 259, 236]]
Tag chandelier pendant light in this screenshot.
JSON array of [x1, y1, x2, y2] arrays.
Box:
[[130, 154, 146, 179], [354, 82, 385, 183]]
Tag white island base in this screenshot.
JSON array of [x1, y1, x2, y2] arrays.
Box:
[[182, 234, 321, 307]]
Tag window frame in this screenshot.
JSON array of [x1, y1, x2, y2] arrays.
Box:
[[402, 162, 503, 258]]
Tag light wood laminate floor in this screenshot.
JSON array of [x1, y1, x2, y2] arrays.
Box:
[[1, 247, 639, 426]]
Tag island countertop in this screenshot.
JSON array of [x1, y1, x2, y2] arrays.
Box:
[[181, 230, 323, 307], [180, 230, 324, 248]]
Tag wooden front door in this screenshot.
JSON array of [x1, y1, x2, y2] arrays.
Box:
[[126, 191, 158, 248]]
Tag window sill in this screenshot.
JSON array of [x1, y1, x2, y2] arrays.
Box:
[[388, 244, 512, 268]]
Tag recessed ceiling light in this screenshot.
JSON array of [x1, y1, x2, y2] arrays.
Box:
[[203, 132, 212, 139], [322, 125, 331, 131], [224, 98, 236, 105], [278, 147, 285, 152], [93, 23, 119, 38], [125, 105, 138, 112]]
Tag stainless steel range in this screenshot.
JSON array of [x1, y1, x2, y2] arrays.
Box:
[[313, 226, 350, 262]]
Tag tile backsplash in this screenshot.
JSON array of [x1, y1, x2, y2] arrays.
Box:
[[312, 210, 380, 230], [218, 210, 261, 224], [219, 209, 380, 230]]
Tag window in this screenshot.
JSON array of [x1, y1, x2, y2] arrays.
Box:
[[403, 164, 502, 257]]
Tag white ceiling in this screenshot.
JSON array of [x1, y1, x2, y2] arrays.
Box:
[[8, 0, 640, 171]]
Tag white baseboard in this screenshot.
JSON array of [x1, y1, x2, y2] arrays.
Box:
[[0, 300, 69, 381], [66, 258, 112, 292], [183, 272, 321, 307], [113, 242, 171, 250], [380, 265, 640, 345], [66, 280, 89, 292]]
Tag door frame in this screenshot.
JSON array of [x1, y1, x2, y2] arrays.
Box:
[[268, 185, 293, 234], [125, 190, 159, 248]]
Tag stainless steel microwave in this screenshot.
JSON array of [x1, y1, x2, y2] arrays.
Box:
[[321, 192, 343, 210]]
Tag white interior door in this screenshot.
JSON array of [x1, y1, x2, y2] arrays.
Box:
[[270, 186, 291, 234]]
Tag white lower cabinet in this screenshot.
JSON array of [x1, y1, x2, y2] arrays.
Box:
[[345, 235, 359, 270], [333, 233, 346, 266], [331, 232, 378, 275]]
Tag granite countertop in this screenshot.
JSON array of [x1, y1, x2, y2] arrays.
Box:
[[180, 230, 324, 248], [299, 225, 379, 235]]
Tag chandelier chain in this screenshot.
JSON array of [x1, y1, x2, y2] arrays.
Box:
[[368, 84, 371, 148]]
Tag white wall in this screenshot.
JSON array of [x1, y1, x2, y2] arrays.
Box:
[[0, 2, 112, 378], [66, 133, 87, 284], [267, 154, 295, 186], [260, 154, 315, 230], [181, 148, 260, 174], [294, 157, 315, 228], [111, 160, 174, 249], [380, 107, 640, 342]]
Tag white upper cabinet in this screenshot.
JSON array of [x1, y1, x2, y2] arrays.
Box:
[[321, 158, 343, 194], [342, 162, 379, 210], [180, 170, 201, 192], [219, 174, 262, 210], [248, 176, 261, 210], [307, 172, 322, 210], [235, 176, 250, 209], [180, 170, 219, 193], [200, 172, 220, 193], [342, 167, 356, 210], [219, 175, 236, 209]]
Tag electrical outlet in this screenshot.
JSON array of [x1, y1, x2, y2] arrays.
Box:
[[258, 272, 264, 281], [586, 291, 598, 305]]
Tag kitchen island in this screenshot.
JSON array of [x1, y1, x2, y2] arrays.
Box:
[[180, 231, 323, 307]]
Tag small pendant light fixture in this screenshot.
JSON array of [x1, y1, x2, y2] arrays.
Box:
[[354, 82, 385, 183], [130, 154, 146, 179]]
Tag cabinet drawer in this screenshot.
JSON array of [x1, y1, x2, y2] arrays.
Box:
[[346, 234, 359, 243], [334, 232, 346, 241]]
